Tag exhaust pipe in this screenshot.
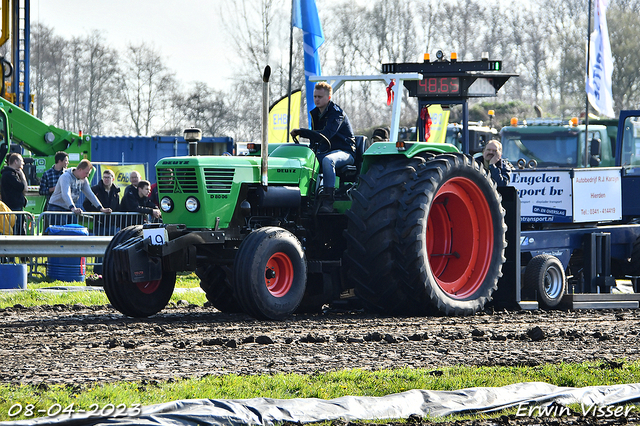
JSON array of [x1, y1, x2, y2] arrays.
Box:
[[261, 65, 271, 188]]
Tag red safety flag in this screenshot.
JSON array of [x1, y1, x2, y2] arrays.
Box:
[[386, 80, 395, 106], [420, 106, 432, 141]]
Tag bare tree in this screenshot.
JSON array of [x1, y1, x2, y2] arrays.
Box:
[[608, 1, 640, 111], [119, 42, 176, 135], [83, 32, 120, 135], [171, 82, 232, 137], [437, 0, 487, 60]]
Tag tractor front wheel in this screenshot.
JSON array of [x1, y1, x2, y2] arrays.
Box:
[[197, 265, 242, 313], [234, 227, 306, 320], [103, 226, 176, 317]]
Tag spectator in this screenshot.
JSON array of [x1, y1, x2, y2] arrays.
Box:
[[39, 151, 68, 210], [0, 153, 27, 234], [47, 159, 112, 225], [149, 182, 159, 207], [83, 168, 120, 235], [475, 140, 513, 187], [124, 170, 141, 198], [120, 179, 161, 223]]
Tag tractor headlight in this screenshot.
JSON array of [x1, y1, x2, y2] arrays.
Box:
[[185, 196, 200, 212], [160, 196, 174, 213]]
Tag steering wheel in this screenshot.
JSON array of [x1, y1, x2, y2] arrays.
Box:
[[291, 128, 331, 155]]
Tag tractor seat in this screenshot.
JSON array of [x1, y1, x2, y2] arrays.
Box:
[[337, 135, 367, 182]]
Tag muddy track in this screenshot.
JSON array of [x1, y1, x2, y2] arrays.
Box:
[[1, 303, 639, 386]]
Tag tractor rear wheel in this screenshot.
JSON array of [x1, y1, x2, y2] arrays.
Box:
[[524, 254, 566, 308], [234, 227, 306, 320], [396, 153, 506, 315], [346, 153, 506, 316], [197, 265, 242, 313], [103, 225, 176, 317], [344, 155, 432, 314]]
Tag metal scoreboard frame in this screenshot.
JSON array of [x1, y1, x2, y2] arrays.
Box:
[[382, 57, 517, 153]]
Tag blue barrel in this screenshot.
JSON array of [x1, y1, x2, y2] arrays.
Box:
[[0, 264, 28, 289], [46, 224, 89, 282]]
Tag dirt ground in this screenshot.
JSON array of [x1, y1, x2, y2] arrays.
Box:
[[2, 301, 640, 425]]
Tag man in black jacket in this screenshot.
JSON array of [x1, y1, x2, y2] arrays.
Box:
[[120, 179, 161, 223], [291, 81, 356, 213], [84, 169, 120, 235], [0, 153, 28, 234], [475, 140, 513, 187]]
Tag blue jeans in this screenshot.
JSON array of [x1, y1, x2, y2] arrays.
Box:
[[318, 150, 354, 188]]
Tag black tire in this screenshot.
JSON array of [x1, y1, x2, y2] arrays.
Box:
[[524, 254, 566, 308], [346, 153, 506, 316], [196, 265, 242, 313], [626, 236, 640, 277], [102, 226, 143, 313], [103, 225, 176, 317], [234, 227, 306, 320], [344, 155, 433, 314]]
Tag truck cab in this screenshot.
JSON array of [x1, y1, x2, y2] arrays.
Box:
[[500, 118, 612, 168]]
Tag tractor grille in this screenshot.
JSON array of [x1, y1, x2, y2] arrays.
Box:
[[204, 168, 235, 194], [157, 168, 198, 194]]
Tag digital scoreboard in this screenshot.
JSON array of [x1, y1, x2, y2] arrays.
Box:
[[416, 77, 460, 96]]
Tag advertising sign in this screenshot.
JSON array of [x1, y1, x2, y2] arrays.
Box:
[[426, 105, 450, 144], [510, 170, 573, 223], [572, 168, 622, 222], [510, 167, 623, 223]]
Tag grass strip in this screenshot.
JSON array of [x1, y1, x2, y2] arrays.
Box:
[[0, 272, 205, 309], [0, 362, 639, 421]]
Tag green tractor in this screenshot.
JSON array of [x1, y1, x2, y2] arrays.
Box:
[[103, 60, 512, 320]]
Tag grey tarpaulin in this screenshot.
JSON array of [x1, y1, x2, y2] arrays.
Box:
[[3, 382, 640, 426]]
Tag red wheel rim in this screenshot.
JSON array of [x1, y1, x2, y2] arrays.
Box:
[[265, 252, 293, 297], [426, 176, 494, 298], [137, 280, 161, 294]]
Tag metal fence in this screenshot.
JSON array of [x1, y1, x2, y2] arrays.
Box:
[[0, 211, 149, 280]]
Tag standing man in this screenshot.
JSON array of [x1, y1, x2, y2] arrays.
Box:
[[475, 139, 513, 187], [291, 81, 356, 213], [124, 170, 141, 198], [47, 159, 111, 224], [120, 179, 161, 223], [39, 151, 69, 210], [0, 153, 28, 234], [83, 168, 120, 234]]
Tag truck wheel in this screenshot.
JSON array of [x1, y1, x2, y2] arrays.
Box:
[[196, 265, 242, 313], [103, 226, 176, 318], [524, 254, 566, 308], [626, 236, 640, 277], [397, 153, 506, 315], [234, 227, 306, 320], [344, 155, 433, 314]]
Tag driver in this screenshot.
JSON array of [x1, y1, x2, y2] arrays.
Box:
[[291, 82, 356, 213]]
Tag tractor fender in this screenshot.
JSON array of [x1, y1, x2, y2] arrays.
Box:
[[360, 141, 460, 174]]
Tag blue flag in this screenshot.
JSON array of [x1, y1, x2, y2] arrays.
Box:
[[292, 0, 324, 123]]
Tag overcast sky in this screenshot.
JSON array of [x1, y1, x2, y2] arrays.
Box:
[[33, 0, 250, 91]]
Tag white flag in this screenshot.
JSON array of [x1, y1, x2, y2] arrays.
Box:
[[586, 0, 615, 118]]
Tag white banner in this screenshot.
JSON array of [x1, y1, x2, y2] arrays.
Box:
[[511, 170, 573, 223], [572, 168, 622, 222], [586, 0, 615, 118]]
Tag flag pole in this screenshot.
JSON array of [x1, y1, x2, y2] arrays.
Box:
[[584, 0, 592, 167], [286, 0, 295, 142]]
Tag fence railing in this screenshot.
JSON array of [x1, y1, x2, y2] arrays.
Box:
[[0, 211, 151, 280]]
